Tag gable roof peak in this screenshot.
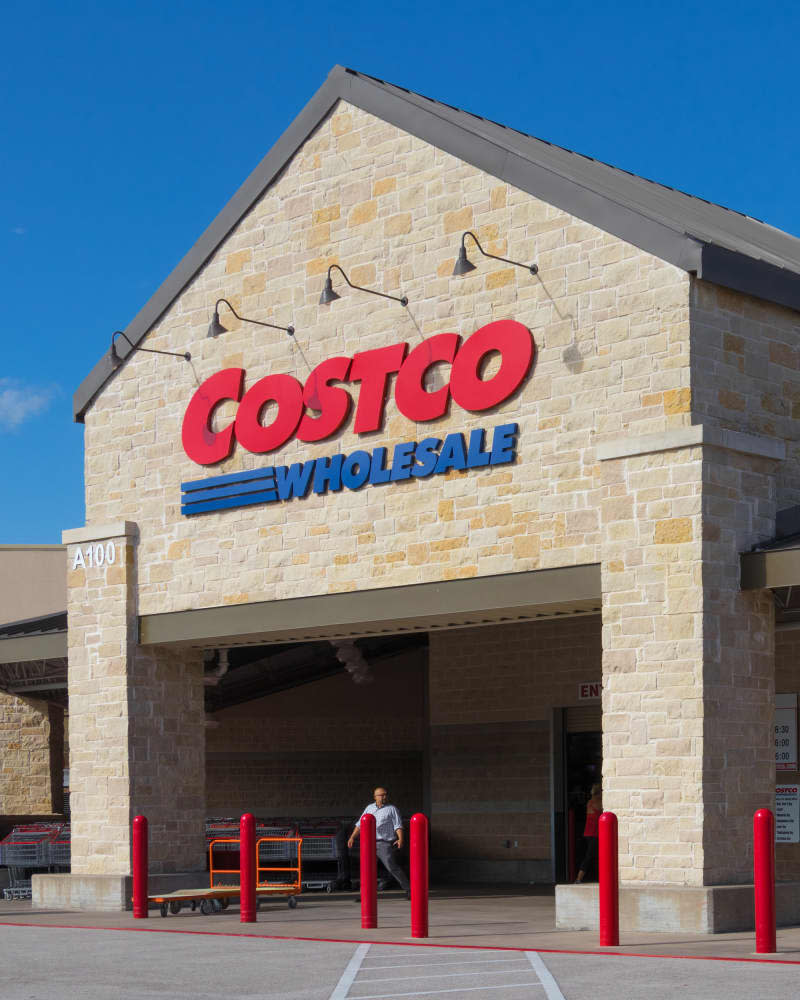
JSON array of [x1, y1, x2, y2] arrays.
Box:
[[74, 64, 800, 421]]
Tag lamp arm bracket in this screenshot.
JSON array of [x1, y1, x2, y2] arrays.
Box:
[[215, 298, 295, 336], [461, 231, 538, 275], [326, 265, 408, 307], [111, 330, 191, 364]]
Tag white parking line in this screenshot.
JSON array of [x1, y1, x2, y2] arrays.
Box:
[[350, 984, 543, 998], [359, 968, 533, 985], [361, 958, 528, 970], [525, 952, 566, 1000], [329, 943, 371, 1000]]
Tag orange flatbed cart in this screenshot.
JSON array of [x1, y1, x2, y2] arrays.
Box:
[[148, 835, 303, 917]]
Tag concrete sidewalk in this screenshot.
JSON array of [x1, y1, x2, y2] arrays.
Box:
[[3, 887, 800, 963]]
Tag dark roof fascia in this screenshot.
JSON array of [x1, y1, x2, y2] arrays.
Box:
[[741, 548, 800, 590], [0, 632, 68, 665], [697, 243, 800, 316], [0, 611, 68, 637], [74, 65, 800, 421]]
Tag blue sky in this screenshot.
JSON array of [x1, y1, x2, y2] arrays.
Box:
[[2, 1, 798, 542]]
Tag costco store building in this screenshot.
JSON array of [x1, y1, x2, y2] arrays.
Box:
[[4, 66, 800, 932]]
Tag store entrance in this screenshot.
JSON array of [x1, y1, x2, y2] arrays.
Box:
[[553, 706, 602, 883]]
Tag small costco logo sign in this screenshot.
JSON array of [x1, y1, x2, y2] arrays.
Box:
[[578, 682, 601, 701]]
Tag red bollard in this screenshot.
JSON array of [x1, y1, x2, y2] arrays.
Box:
[[132, 815, 148, 919], [754, 808, 776, 954], [410, 813, 429, 938], [360, 812, 377, 929], [240, 812, 256, 923], [598, 811, 619, 946]]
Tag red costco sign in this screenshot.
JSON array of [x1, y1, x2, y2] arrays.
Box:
[[182, 319, 534, 466]]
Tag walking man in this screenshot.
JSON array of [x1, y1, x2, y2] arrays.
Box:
[[348, 786, 410, 897]]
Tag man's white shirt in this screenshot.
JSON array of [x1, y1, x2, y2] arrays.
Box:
[[358, 803, 403, 842]]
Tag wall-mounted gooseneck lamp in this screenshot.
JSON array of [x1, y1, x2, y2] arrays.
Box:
[[208, 298, 295, 339], [110, 330, 191, 367], [319, 264, 408, 307], [452, 231, 538, 277]]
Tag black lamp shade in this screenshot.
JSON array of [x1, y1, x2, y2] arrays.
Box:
[[207, 311, 227, 338], [452, 245, 477, 276], [319, 277, 341, 305]]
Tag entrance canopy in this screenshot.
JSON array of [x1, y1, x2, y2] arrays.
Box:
[[741, 506, 800, 626], [139, 565, 601, 649]]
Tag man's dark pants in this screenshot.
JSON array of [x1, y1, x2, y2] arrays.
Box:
[[376, 840, 409, 890]]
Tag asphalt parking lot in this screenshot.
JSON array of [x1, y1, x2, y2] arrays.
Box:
[[3, 925, 800, 1000]]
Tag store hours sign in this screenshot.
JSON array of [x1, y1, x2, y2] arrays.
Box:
[[775, 693, 798, 771]]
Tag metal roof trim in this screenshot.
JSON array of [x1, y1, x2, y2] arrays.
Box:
[[0, 632, 68, 665], [741, 549, 800, 590]]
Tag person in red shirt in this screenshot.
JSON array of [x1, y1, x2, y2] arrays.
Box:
[[574, 783, 602, 883]]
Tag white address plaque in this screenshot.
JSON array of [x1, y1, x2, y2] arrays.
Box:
[[72, 542, 117, 571]]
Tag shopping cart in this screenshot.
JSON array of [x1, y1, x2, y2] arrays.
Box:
[[205, 818, 241, 873], [0, 823, 62, 900], [296, 821, 349, 892], [46, 825, 70, 871]]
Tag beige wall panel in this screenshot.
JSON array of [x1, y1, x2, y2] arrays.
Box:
[[0, 547, 66, 626]]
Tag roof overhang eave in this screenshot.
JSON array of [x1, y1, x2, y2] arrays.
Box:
[[741, 548, 800, 590], [0, 631, 68, 665]]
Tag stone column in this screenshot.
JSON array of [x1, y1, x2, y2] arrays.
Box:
[[63, 521, 205, 881], [599, 427, 779, 889], [0, 692, 63, 814]]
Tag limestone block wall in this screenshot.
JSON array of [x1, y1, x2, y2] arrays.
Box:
[[81, 101, 691, 614], [601, 441, 777, 886], [700, 448, 776, 884], [66, 528, 135, 873], [206, 652, 425, 819], [66, 527, 205, 875], [0, 691, 63, 815], [601, 445, 706, 885], [428, 616, 601, 867], [691, 281, 800, 508]]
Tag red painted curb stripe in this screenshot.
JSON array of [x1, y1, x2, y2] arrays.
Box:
[[1, 921, 799, 965]]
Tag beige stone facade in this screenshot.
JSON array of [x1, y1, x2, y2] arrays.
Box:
[[7, 75, 796, 925], [65, 524, 204, 874], [82, 102, 692, 610]]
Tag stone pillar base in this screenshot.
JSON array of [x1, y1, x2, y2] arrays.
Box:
[[556, 882, 800, 934], [32, 872, 205, 912]]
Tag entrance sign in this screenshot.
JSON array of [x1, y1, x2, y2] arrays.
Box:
[[775, 694, 798, 771], [776, 785, 800, 843], [182, 320, 534, 466], [578, 682, 601, 701]]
